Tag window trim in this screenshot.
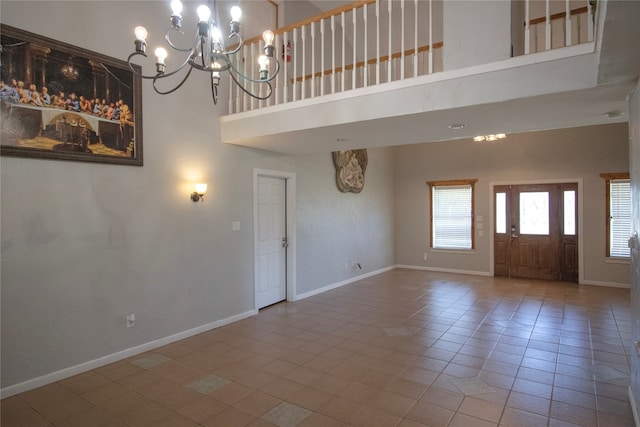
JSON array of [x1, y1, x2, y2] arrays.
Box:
[[426, 178, 478, 250], [600, 172, 630, 258]]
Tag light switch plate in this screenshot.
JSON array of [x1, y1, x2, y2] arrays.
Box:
[[232, 221, 240, 231]]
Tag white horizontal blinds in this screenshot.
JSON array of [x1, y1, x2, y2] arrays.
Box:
[[432, 184, 473, 249], [610, 179, 631, 257]]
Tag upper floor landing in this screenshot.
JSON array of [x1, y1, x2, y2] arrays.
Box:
[[220, 0, 640, 154]]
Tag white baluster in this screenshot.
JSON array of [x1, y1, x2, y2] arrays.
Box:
[[320, 18, 325, 96], [428, 0, 433, 74], [376, 0, 380, 85], [301, 25, 306, 100], [388, 0, 392, 82], [250, 41, 256, 110], [283, 32, 289, 104], [364, 3, 368, 88], [311, 21, 316, 98], [331, 16, 336, 94], [414, 0, 418, 77], [293, 28, 298, 102], [341, 11, 346, 92], [400, 0, 405, 80], [353, 7, 357, 90], [273, 33, 280, 107]]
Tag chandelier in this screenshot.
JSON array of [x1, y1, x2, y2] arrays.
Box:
[[127, 0, 280, 105], [61, 62, 79, 81]]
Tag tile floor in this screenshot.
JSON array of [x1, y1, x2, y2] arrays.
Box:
[[1, 269, 636, 426]]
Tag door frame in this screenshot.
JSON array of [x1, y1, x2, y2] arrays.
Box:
[[489, 178, 584, 282], [253, 169, 297, 311]]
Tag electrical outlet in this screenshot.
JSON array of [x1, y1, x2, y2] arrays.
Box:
[[126, 313, 135, 328], [423, 252, 428, 261]]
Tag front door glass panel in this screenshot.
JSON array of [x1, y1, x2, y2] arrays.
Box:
[[519, 192, 549, 235], [496, 192, 506, 234], [564, 190, 576, 235]]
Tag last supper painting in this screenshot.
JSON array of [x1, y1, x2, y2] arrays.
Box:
[[0, 24, 143, 165]]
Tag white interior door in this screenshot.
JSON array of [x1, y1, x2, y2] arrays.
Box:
[[256, 176, 287, 309]]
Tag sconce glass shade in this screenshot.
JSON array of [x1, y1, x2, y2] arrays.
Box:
[[195, 183, 208, 194], [191, 183, 208, 202]]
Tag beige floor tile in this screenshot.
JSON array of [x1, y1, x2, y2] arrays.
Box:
[[59, 371, 113, 394], [316, 396, 365, 423], [209, 381, 255, 405], [297, 412, 347, 427], [202, 405, 257, 427], [1, 271, 634, 427], [177, 396, 229, 423], [457, 396, 504, 423], [234, 391, 282, 417]]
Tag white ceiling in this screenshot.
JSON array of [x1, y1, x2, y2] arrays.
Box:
[[221, 0, 640, 155]]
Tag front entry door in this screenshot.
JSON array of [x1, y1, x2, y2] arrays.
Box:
[[494, 183, 578, 282], [256, 176, 287, 309]]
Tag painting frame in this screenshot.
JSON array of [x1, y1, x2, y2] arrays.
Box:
[[0, 24, 143, 166]]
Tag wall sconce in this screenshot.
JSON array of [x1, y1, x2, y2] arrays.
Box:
[[191, 183, 207, 202]]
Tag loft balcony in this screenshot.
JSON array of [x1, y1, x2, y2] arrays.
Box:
[[221, 0, 639, 154]]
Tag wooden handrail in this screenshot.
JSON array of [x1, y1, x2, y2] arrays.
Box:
[[528, 6, 588, 26], [294, 41, 443, 83], [244, 0, 377, 45]]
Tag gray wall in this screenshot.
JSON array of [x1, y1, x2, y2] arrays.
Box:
[[394, 123, 630, 285], [629, 82, 640, 423], [0, 1, 396, 391]]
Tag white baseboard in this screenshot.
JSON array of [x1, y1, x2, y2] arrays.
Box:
[[296, 265, 396, 300], [631, 386, 640, 427], [0, 309, 258, 399], [580, 279, 630, 288], [396, 264, 492, 277]]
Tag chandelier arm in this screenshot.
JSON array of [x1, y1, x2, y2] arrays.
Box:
[[228, 69, 273, 100], [165, 27, 200, 52], [127, 51, 194, 80], [227, 56, 281, 85], [224, 33, 243, 56], [151, 66, 195, 95]]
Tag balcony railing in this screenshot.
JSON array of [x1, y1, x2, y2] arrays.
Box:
[[228, 0, 594, 114]]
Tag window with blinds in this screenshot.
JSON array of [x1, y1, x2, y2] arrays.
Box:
[[601, 173, 631, 258], [610, 179, 631, 257], [427, 180, 477, 250]]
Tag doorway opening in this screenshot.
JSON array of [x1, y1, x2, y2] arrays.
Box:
[[493, 182, 579, 282]]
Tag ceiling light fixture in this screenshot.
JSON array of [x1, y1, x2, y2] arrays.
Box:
[[473, 133, 506, 142], [606, 110, 624, 118], [127, 0, 280, 105], [448, 123, 466, 130]]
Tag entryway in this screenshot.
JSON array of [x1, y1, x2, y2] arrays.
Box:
[[494, 183, 579, 282], [253, 169, 296, 310]]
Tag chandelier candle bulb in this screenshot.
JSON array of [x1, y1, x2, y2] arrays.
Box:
[[196, 5, 211, 22], [134, 26, 147, 53], [259, 55, 269, 79], [170, 0, 183, 17], [154, 47, 167, 74], [170, 0, 183, 28], [230, 6, 241, 34]]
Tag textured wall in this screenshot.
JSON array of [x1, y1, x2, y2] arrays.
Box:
[[394, 123, 630, 285], [628, 82, 640, 424], [0, 1, 396, 391]]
